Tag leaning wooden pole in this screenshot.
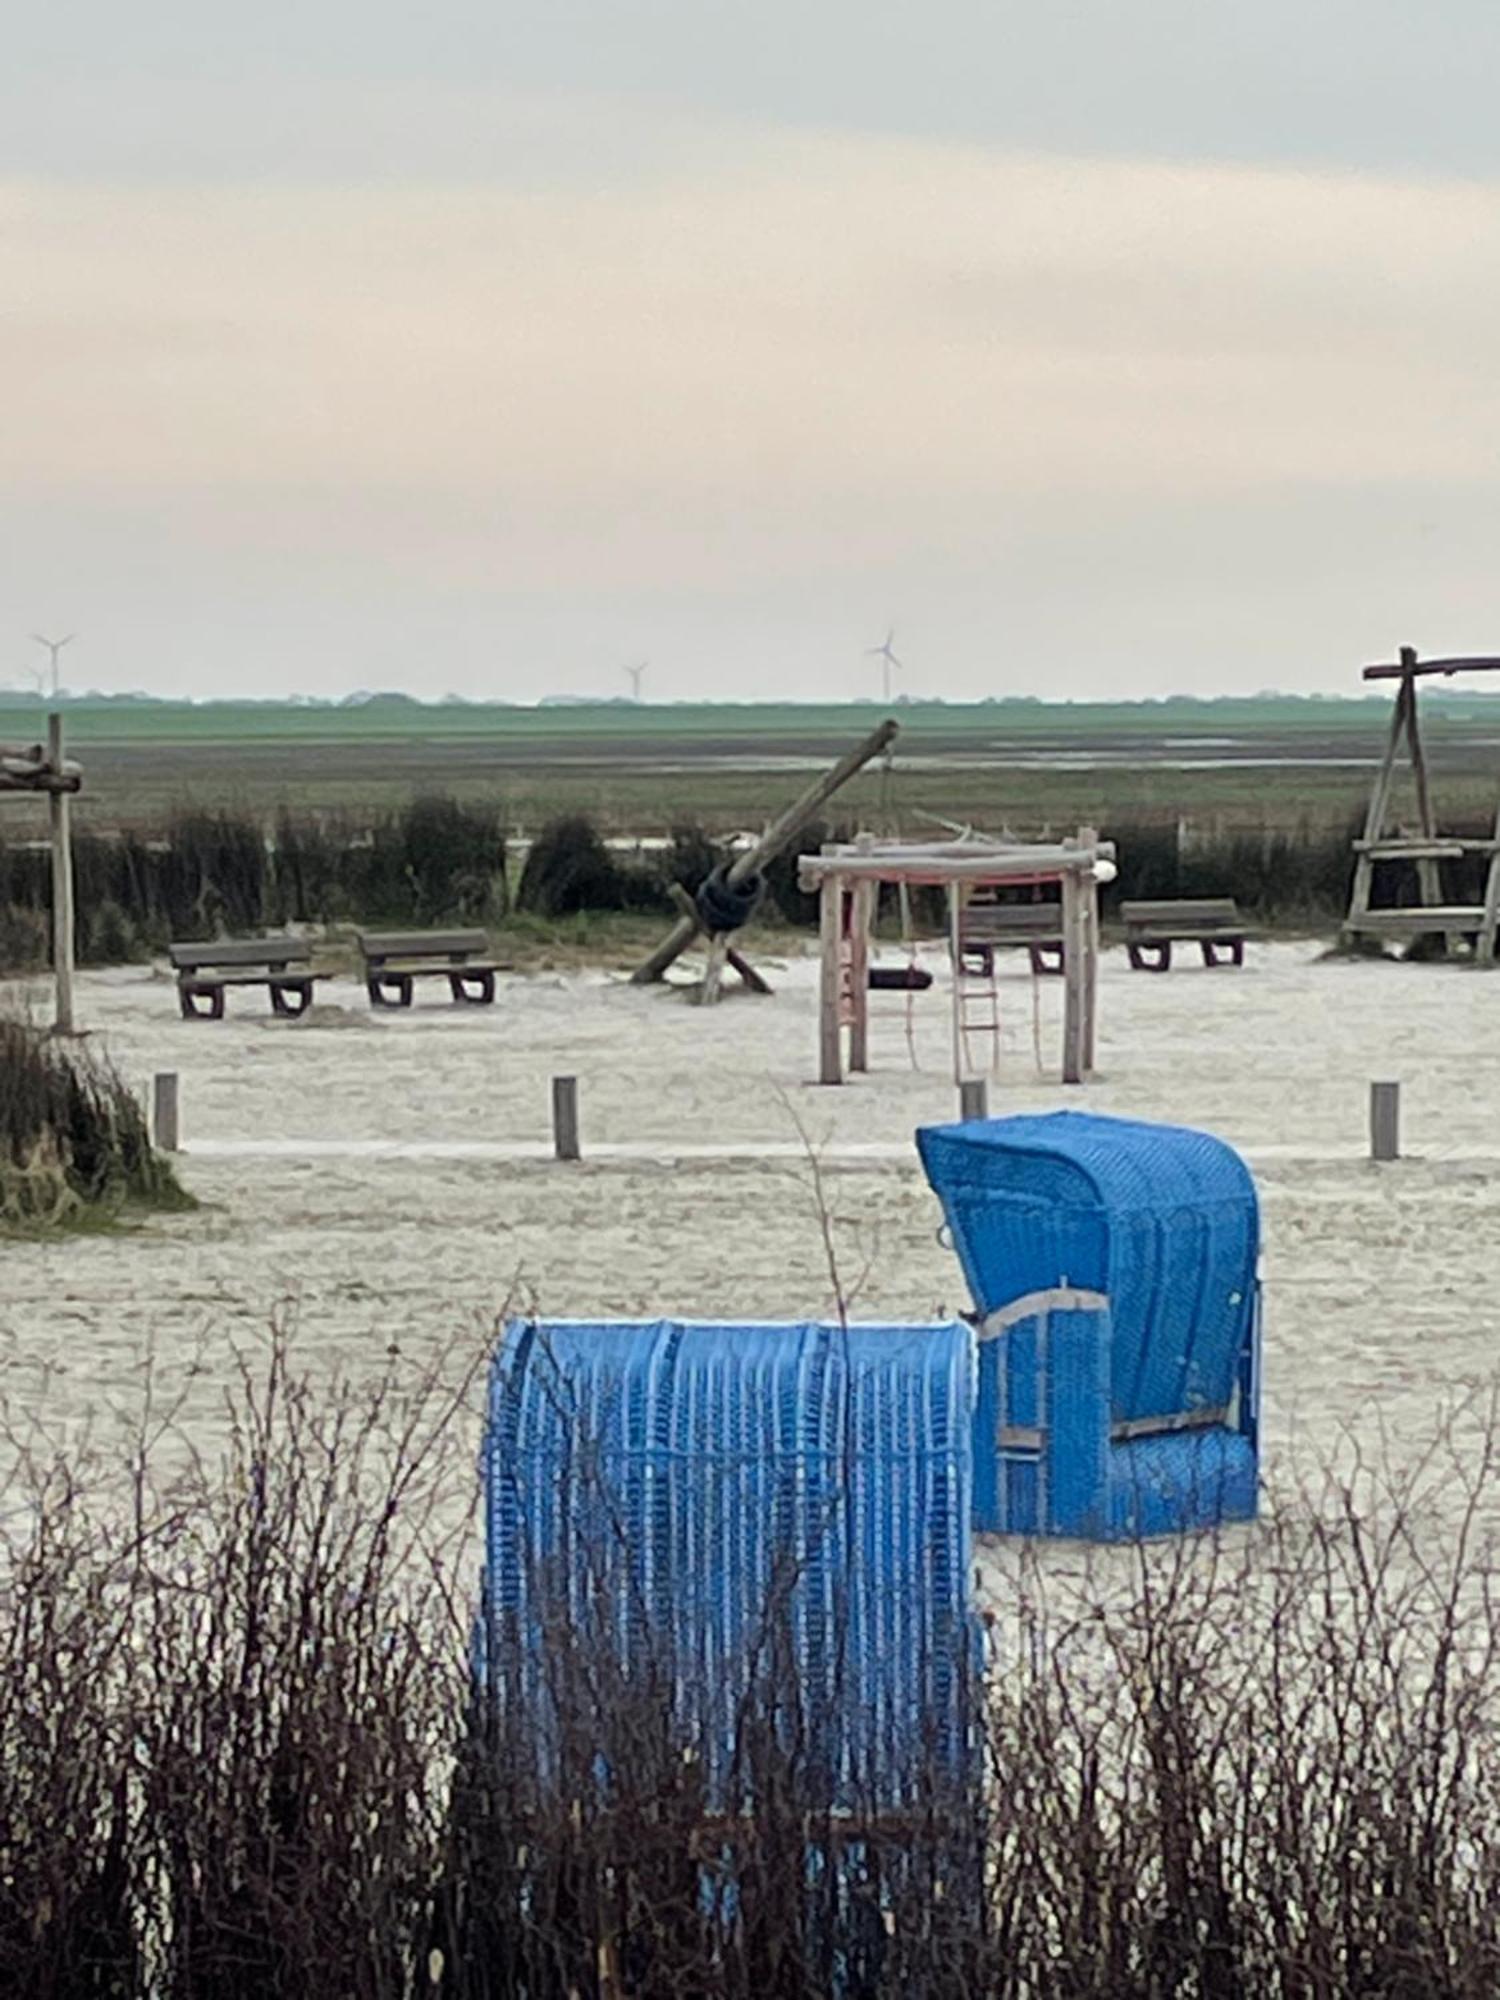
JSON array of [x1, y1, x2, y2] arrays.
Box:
[[630, 718, 900, 986], [47, 713, 76, 1035]]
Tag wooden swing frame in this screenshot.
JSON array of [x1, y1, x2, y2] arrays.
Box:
[[798, 828, 1114, 1087]]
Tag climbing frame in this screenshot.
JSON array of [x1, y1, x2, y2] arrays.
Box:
[[798, 829, 1114, 1086], [1342, 647, 1500, 962]]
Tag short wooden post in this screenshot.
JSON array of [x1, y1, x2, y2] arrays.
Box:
[[696, 933, 730, 1007], [552, 1075, 581, 1160], [959, 1078, 988, 1122], [818, 875, 844, 1085], [47, 713, 76, 1035], [152, 1072, 181, 1153], [1060, 865, 1085, 1085], [1369, 1080, 1400, 1162]]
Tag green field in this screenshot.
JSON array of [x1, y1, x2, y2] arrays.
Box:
[[8, 691, 1500, 837]]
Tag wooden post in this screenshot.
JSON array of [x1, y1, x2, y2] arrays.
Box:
[[1369, 1080, 1400, 1162], [959, 1077, 988, 1122], [1079, 826, 1100, 1075], [47, 713, 76, 1035], [1479, 804, 1500, 966], [696, 934, 730, 1007], [947, 882, 965, 1084], [1402, 659, 1445, 908], [1060, 864, 1085, 1085], [1346, 662, 1408, 934], [818, 876, 844, 1085], [152, 1072, 181, 1153], [848, 879, 875, 1072], [552, 1075, 581, 1160]]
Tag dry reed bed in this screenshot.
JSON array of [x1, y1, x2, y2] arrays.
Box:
[[4, 1332, 1500, 1998]]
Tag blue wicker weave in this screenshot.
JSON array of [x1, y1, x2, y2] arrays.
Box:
[[917, 1111, 1260, 1539], [482, 1317, 978, 1808]]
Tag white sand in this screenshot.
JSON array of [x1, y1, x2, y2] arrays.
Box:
[[5, 941, 1500, 1538]]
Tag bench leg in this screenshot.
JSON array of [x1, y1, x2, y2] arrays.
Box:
[[1200, 939, 1245, 968], [180, 983, 225, 1021], [448, 970, 496, 1005], [271, 981, 313, 1017], [1128, 941, 1172, 973], [367, 974, 413, 1009], [1029, 943, 1065, 977], [958, 944, 995, 976]]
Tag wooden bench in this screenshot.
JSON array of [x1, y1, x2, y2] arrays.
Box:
[[168, 938, 325, 1020], [1120, 898, 1249, 972], [356, 928, 507, 1008], [958, 902, 1064, 977]]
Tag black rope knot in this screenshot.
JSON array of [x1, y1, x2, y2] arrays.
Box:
[[694, 865, 763, 935]]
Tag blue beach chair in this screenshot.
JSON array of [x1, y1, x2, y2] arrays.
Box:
[[480, 1316, 980, 1811], [917, 1111, 1260, 1540]]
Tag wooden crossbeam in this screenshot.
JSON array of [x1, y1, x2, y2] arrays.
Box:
[[1363, 655, 1500, 680]]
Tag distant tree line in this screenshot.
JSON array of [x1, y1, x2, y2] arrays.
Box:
[[2, 793, 1488, 972]]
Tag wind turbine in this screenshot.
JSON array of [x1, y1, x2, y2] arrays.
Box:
[[31, 632, 74, 698], [866, 627, 904, 704], [623, 660, 648, 703]]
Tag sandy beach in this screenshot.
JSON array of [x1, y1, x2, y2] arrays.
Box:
[[6, 938, 1499, 1541]]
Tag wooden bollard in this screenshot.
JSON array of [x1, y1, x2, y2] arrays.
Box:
[[552, 1076, 581, 1161], [1369, 1080, 1400, 1163], [153, 1071, 181, 1153], [959, 1078, 989, 1122]]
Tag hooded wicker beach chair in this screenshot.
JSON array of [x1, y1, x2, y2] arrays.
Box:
[[480, 1316, 979, 1811], [917, 1110, 1260, 1541]]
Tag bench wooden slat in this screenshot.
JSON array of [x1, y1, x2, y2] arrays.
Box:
[[1120, 898, 1243, 932], [169, 938, 312, 971], [962, 905, 1063, 940], [356, 928, 490, 960], [181, 970, 330, 989]]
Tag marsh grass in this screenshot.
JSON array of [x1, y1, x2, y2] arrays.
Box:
[[0, 1018, 191, 1231]]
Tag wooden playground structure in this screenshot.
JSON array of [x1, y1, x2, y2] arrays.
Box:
[[798, 828, 1116, 1085], [630, 718, 899, 1001], [0, 714, 80, 1032], [1343, 647, 1500, 961]]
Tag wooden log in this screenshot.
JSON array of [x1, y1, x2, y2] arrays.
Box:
[[798, 843, 1113, 887], [631, 718, 899, 985], [1369, 1080, 1400, 1163], [848, 879, 875, 1071], [818, 876, 844, 1085], [47, 715, 76, 1035], [552, 1076, 581, 1160], [1363, 654, 1500, 680], [696, 933, 730, 1007], [725, 945, 773, 995], [152, 1072, 181, 1153]]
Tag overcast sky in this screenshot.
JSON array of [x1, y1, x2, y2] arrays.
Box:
[[6, 4, 1500, 702]]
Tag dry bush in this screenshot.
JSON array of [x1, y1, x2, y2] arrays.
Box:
[[0, 1018, 190, 1229], [3, 1335, 1500, 1996]]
